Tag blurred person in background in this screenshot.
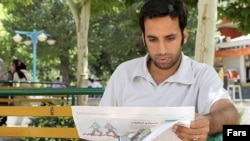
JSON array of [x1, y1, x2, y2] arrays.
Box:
[[0, 58, 9, 126], [9, 59, 33, 88], [52, 77, 66, 88]]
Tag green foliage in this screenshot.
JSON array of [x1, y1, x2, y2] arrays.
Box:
[[28, 116, 75, 128], [184, 7, 198, 57], [183, 0, 198, 8], [88, 1, 198, 81], [0, 0, 198, 84], [0, 0, 76, 83], [1, 0, 248, 85], [91, 0, 127, 18], [0, 0, 33, 10], [88, 1, 146, 80], [218, 0, 250, 34]]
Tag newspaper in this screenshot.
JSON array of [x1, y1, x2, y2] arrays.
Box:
[[71, 106, 194, 141]]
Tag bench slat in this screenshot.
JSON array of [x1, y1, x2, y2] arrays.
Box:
[[0, 106, 72, 116], [0, 98, 67, 103], [0, 127, 79, 138]]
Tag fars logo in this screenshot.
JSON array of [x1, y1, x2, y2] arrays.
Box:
[[223, 125, 249, 140], [227, 129, 246, 136]]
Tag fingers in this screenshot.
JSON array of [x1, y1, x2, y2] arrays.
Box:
[[172, 115, 209, 141], [173, 124, 206, 140]]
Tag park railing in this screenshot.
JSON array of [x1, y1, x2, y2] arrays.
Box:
[[0, 87, 104, 105]]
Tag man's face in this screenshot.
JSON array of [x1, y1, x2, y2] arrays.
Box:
[[143, 16, 188, 70]]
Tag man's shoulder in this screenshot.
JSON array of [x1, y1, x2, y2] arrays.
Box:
[[190, 59, 208, 67], [183, 55, 212, 68], [185, 56, 216, 74]]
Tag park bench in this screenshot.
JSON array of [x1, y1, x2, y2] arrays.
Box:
[[0, 106, 78, 138], [0, 87, 104, 139], [0, 87, 222, 140]]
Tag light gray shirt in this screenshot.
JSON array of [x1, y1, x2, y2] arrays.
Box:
[[99, 53, 231, 115]]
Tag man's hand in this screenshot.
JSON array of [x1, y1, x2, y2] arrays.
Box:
[[172, 114, 210, 141]]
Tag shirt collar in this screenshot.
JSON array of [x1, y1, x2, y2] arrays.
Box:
[[132, 53, 195, 85]]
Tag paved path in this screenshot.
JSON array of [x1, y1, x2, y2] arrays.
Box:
[[233, 100, 250, 124], [0, 138, 21, 141]]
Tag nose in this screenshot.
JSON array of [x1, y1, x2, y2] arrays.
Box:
[[158, 41, 167, 54]]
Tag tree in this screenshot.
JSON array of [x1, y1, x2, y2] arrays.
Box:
[[194, 0, 218, 65], [218, 0, 250, 34], [87, 0, 199, 81], [65, 0, 90, 105], [88, 1, 146, 81], [194, 0, 250, 65], [65, 0, 140, 105], [0, 0, 76, 84], [0, 0, 227, 97]]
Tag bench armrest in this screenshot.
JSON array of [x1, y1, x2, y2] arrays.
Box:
[[207, 133, 222, 141]]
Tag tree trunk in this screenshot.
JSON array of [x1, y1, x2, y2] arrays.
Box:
[[195, 0, 218, 65], [76, 1, 90, 105], [66, 0, 91, 105], [60, 52, 70, 84]]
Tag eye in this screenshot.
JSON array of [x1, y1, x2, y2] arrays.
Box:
[[148, 37, 157, 42], [167, 36, 175, 41]]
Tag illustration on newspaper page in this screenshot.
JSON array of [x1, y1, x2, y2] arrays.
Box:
[[71, 106, 194, 141]]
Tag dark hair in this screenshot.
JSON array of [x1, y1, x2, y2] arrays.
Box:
[[12, 59, 27, 79], [139, 0, 188, 34]]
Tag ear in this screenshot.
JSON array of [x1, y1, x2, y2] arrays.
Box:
[[183, 28, 188, 44]]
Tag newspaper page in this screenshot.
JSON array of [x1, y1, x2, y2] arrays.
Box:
[[71, 106, 194, 141]]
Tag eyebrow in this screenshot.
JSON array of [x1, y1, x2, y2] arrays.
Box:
[[165, 33, 177, 38], [146, 33, 177, 38]]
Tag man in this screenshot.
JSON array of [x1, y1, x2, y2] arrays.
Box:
[[99, 0, 239, 141]]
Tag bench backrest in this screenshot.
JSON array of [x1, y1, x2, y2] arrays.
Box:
[[0, 106, 78, 138]]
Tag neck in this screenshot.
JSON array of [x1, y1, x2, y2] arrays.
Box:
[[148, 55, 182, 85]]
